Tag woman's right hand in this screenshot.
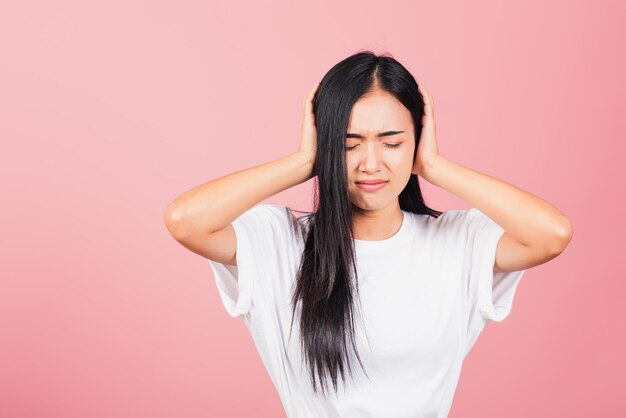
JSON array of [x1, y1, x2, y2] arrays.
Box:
[[298, 80, 321, 174]]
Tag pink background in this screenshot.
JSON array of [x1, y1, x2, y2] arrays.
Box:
[[1, 0, 624, 417]]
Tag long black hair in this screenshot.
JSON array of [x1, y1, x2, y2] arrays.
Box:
[[286, 50, 443, 396]]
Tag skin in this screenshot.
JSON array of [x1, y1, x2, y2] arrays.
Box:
[[301, 80, 572, 273], [346, 88, 419, 241], [166, 79, 572, 272]]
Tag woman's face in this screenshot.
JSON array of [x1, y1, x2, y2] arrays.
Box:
[[345, 89, 416, 211]]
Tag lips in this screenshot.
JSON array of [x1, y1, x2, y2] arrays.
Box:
[[356, 180, 387, 184], [356, 181, 388, 192]]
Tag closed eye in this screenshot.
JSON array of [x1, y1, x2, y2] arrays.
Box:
[[346, 143, 401, 151]]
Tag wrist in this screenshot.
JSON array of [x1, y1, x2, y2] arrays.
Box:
[[291, 151, 315, 183], [295, 151, 315, 170], [422, 154, 445, 184]]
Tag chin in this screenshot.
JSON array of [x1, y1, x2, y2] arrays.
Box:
[[349, 196, 395, 211]]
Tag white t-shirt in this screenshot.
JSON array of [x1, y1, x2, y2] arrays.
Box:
[[208, 204, 526, 418]]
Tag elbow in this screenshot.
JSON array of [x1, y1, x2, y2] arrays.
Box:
[[164, 203, 187, 239], [551, 217, 574, 255]]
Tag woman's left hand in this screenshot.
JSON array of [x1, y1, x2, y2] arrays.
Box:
[[412, 82, 441, 178]]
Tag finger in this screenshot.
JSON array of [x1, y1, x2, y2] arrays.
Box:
[[309, 81, 319, 101], [425, 88, 434, 116], [430, 93, 434, 116], [306, 82, 319, 111], [420, 90, 431, 116], [418, 83, 433, 118], [418, 82, 428, 103], [304, 81, 320, 109]]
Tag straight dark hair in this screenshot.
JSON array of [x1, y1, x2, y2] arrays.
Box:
[[286, 50, 443, 396]]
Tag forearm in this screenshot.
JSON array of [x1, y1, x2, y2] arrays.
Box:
[[165, 152, 313, 238], [423, 155, 572, 251]]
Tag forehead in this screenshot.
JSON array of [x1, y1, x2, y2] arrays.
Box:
[[347, 90, 412, 133]]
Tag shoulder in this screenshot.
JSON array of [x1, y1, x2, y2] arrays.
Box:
[[243, 204, 309, 241], [240, 204, 295, 229], [420, 209, 495, 243], [250, 203, 293, 220], [424, 208, 473, 230], [430, 209, 505, 249]]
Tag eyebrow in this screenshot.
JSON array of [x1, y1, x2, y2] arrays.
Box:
[[346, 130, 405, 139]]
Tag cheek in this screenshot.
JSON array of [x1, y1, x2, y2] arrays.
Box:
[[345, 152, 409, 177], [345, 156, 357, 175]]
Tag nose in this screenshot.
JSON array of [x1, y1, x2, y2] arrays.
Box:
[[359, 142, 384, 172]]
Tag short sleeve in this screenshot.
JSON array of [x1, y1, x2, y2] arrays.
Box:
[[463, 208, 526, 330], [207, 204, 294, 327]]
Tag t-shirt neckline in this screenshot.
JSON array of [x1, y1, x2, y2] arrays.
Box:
[[353, 211, 409, 253]]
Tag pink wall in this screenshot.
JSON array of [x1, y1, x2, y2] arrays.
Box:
[[1, 0, 624, 417]]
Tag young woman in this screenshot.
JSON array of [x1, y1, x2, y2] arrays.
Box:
[[164, 51, 573, 418]]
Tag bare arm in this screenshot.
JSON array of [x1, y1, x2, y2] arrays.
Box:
[[164, 81, 320, 263], [164, 151, 314, 240], [414, 83, 572, 273]]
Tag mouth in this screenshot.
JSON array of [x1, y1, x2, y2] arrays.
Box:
[[356, 181, 388, 191]]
